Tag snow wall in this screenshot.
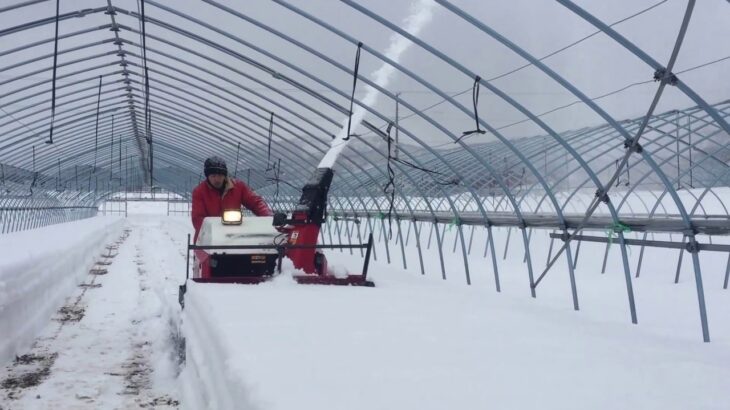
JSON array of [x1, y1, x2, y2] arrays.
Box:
[[0, 216, 125, 366]]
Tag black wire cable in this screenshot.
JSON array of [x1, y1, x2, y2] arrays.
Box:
[[343, 42, 363, 141], [267, 112, 274, 170], [46, 0, 60, 144], [486, 0, 669, 83], [273, 158, 281, 207], [391, 156, 458, 186], [365, 0, 672, 145], [457, 75, 487, 142], [383, 122, 396, 238], [110, 114, 115, 180], [93, 75, 102, 172]]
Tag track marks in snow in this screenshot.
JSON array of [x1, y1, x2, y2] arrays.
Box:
[[0, 229, 131, 406], [0, 223, 181, 408], [0, 353, 57, 401]]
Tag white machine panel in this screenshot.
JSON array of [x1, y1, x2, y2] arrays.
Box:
[[197, 216, 281, 254]]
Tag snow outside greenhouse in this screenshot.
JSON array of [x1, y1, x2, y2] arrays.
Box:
[[1, 1, 729, 409]]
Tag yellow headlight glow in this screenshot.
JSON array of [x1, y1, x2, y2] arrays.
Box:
[[221, 209, 243, 225]]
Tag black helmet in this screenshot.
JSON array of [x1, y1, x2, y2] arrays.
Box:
[[204, 156, 228, 177]]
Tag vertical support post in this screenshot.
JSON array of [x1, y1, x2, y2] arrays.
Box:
[[520, 227, 536, 298], [356, 219, 364, 257], [675, 235, 686, 284], [487, 225, 501, 292], [467, 224, 475, 255], [427, 222, 435, 249], [433, 221, 447, 280], [523, 228, 533, 262], [563, 230, 580, 310], [688, 238, 710, 342], [404, 220, 412, 247], [483, 226, 490, 258], [601, 242, 611, 274], [320, 220, 327, 244], [635, 232, 649, 278], [452, 225, 459, 253], [413, 220, 426, 276], [573, 238, 582, 269], [723, 252, 729, 290], [457, 224, 471, 285], [344, 220, 354, 255], [617, 233, 638, 324], [381, 217, 392, 264], [362, 233, 374, 278], [326, 216, 335, 247], [546, 230, 556, 267], [503, 227, 512, 260], [440, 223, 447, 252], [185, 234, 191, 279], [396, 218, 407, 270], [365, 216, 377, 261]]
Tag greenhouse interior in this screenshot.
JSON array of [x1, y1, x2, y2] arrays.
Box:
[[1, 1, 729, 409]]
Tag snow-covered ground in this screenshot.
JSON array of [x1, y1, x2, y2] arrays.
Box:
[[179, 235, 730, 410], [0, 216, 185, 409], [1, 209, 729, 409]]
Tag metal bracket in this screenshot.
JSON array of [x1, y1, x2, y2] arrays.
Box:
[[686, 239, 700, 254], [653, 67, 678, 86], [623, 139, 643, 153], [594, 189, 610, 204]]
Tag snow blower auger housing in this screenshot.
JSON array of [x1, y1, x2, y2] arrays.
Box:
[[179, 168, 374, 308]]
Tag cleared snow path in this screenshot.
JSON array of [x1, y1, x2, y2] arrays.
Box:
[[0, 217, 185, 409]]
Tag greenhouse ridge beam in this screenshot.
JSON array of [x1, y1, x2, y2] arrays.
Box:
[[105, 0, 150, 185]]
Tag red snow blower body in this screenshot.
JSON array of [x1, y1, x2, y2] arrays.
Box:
[[179, 168, 373, 307]]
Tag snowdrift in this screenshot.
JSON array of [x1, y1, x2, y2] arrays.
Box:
[[0, 216, 124, 366]]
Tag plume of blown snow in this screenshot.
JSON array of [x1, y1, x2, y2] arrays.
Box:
[[318, 0, 437, 169]]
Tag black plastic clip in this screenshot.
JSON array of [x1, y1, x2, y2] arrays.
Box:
[[595, 189, 610, 204], [685, 239, 700, 254], [623, 139, 643, 154], [653, 68, 678, 86]]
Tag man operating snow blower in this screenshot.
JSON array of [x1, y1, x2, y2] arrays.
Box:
[[191, 156, 273, 242], [178, 162, 374, 308]]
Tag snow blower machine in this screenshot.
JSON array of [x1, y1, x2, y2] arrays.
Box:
[[178, 168, 374, 308]]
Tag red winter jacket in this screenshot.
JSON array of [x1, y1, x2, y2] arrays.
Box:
[[191, 178, 273, 242]]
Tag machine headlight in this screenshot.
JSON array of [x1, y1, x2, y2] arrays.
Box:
[[221, 209, 243, 225]]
